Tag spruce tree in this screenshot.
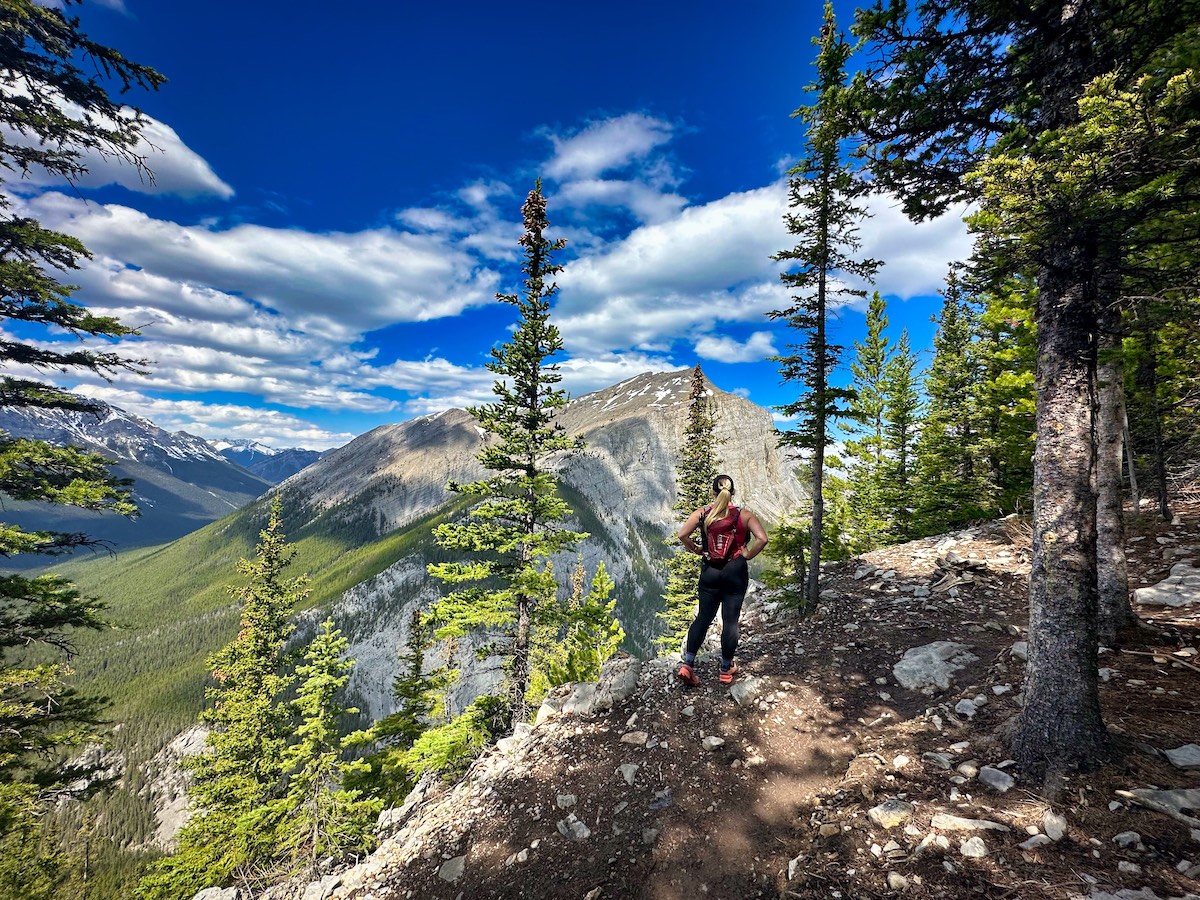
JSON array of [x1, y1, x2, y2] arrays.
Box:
[[657, 365, 720, 653], [273, 620, 381, 877], [1, 2, 162, 885], [843, 291, 892, 551], [769, 3, 880, 608], [912, 271, 985, 534], [139, 499, 307, 899], [879, 329, 921, 541], [532, 560, 622, 698], [429, 182, 588, 733]]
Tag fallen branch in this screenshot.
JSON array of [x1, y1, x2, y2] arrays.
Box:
[[1120, 648, 1200, 674]]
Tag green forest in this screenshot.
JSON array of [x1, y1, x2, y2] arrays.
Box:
[[2, 0, 1198, 898]]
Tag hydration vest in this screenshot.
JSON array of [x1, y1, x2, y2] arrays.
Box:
[[700, 505, 747, 567]]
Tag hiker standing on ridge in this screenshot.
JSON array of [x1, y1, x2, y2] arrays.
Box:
[[676, 475, 769, 686]]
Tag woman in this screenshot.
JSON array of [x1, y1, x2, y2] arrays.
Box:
[[676, 475, 769, 686]]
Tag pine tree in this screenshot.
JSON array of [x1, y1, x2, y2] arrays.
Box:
[[657, 365, 720, 653], [879, 329, 921, 541], [843, 291, 892, 551], [1, 2, 162, 886], [139, 499, 307, 899], [429, 182, 588, 734], [769, 3, 881, 608], [912, 271, 985, 534], [531, 559, 623, 702], [273, 620, 381, 877]]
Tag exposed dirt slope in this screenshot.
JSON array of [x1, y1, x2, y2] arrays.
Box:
[[289, 502, 1200, 900]]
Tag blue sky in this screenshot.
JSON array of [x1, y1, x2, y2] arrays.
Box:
[[8, 0, 972, 450]]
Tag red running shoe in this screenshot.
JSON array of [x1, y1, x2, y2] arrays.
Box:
[[718, 662, 739, 685], [677, 662, 700, 687]]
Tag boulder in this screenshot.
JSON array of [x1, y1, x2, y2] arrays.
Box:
[[892, 642, 979, 695]]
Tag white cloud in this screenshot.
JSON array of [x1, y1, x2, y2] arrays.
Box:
[[24, 192, 500, 337], [70, 386, 353, 451], [555, 179, 687, 225], [544, 114, 675, 181], [693, 330, 777, 364], [553, 181, 971, 357], [1, 93, 232, 199]]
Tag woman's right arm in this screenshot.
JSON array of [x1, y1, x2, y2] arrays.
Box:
[[678, 509, 703, 555]]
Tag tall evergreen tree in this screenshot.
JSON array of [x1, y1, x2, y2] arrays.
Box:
[[1, 2, 162, 887], [879, 328, 921, 541], [139, 499, 306, 899], [657, 365, 721, 652], [770, 3, 880, 608], [429, 182, 588, 733], [532, 559, 622, 699], [272, 620, 381, 877], [852, 0, 1200, 777], [843, 291, 892, 550], [912, 271, 985, 533]]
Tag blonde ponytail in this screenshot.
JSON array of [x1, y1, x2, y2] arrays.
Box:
[[704, 475, 735, 527]]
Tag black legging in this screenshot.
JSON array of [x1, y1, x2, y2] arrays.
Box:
[[684, 556, 749, 660]]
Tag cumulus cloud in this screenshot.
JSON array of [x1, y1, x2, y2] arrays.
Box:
[[553, 181, 971, 358], [24, 192, 500, 339], [693, 330, 777, 364], [70, 386, 353, 451], [1, 96, 232, 199], [544, 114, 675, 181]]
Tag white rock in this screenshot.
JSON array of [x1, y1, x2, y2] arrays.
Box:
[[438, 855, 466, 882], [1019, 834, 1053, 850], [960, 836, 989, 858], [702, 736, 725, 751], [930, 813, 1010, 833], [1113, 830, 1143, 849], [1118, 861, 1143, 875], [978, 766, 1015, 792], [193, 890, 239, 900], [556, 793, 577, 809], [868, 800, 915, 828], [1043, 810, 1067, 841], [1010, 641, 1028, 661], [618, 764, 639, 786], [887, 871, 908, 890], [892, 642, 979, 695], [557, 813, 591, 841], [955, 698, 979, 718], [620, 731, 649, 746], [1165, 744, 1200, 769], [729, 676, 765, 707]]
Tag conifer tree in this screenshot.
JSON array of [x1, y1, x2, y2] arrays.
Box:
[[770, 3, 880, 608], [843, 291, 892, 550], [1, 2, 162, 885], [879, 329, 920, 541], [851, 0, 1200, 777], [273, 620, 381, 877], [429, 182, 588, 733], [912, 272, 985, 533], [532, 559, 622, 699], [139, 499, 307, 899], [657, 365, 720, 652]]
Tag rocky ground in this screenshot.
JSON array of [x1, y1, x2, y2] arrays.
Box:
[[244, 501, 1200, 900]]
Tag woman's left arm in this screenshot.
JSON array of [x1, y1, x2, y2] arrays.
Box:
[[741, 511, 770, 560]]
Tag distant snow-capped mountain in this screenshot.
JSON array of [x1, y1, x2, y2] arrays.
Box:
[[0, 400, 272, 560], [214, 440, 327, 483]]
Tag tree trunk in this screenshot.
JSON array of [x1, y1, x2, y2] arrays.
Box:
[[1133, 301, 1172, 521], [511, 592, 531, 730], [1096, 300, 1134, 648], [1012, 244, 1108, 780]]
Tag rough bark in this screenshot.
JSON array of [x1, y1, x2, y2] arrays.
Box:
[[1133, 300, 1172, 521], [1012, 241, 1108, 780], [1096, 302, 1135, 648]]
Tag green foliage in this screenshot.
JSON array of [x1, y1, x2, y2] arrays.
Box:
[[139, 499, 306, 899], [530, 559, 623, 706], [404, 694, 508, 782], [271, 620, 381, 877], [657, 365, 720, 653], [429, 183, 591, 731], [842, 292, 892, 551], [879, 329, 921, 540], [0, 5, 163, 884], [353, 609, 454, 804]]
